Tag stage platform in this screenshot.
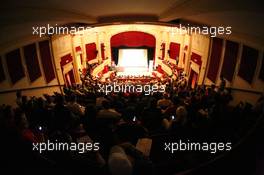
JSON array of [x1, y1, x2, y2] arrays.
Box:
[[116, 66, 152, 76]]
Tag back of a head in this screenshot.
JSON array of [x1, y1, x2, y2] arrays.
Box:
[[176, 106, 187, 123], [85, 104, 97, 120], [163, 93, 169, 99], [55, 95, 65, 105], [16, 91, 21, 98], [69, 94, 77, 102], [102, 100, 110, 109], [14, 108, 28, 129], [125, 106, 135, 121], [149, 98, 157, 108], [172, 96, 180, 106], [108, 146, 133, 175]]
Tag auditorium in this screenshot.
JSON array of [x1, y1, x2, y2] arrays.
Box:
[[0, 0, 263, 175]]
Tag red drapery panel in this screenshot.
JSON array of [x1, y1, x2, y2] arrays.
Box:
[[86, 43, 97, 61], [161, 43, 165, 60], [169, 42, 180, 60], [39, 40, 56, 83], [207, 38, 223, 82], [259, 55, 264, 80], [60, 54, 73, 67], [191, 52, 202, 66], [157, 65, 164, 74], [238, 45, 258, 84], [75, 46, 82, 52], [0, 57, 5, 82], [102, 65, 108, 74], [110, 31, 155, 47], [101, 43, 105, 60], [23, 43, 41, 82], [6, 49, 25, 84], [221, 40, 239, 82]]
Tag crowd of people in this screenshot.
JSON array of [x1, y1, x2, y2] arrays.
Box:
[[0, 69, 263, 175], [162, 60, 183, 77]]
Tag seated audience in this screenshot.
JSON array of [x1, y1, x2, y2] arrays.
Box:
[[157, 93, 172, 110], [97, 100, 121, 120]]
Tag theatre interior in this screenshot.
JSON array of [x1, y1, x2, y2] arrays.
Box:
[[0, 0, 263, 174]]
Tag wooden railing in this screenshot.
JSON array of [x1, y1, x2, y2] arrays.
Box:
[[0, 84, 63, 94]]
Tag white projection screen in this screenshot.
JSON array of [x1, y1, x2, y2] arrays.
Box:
[[118, 49, 148, 67]]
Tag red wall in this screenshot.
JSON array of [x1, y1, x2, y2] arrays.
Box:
[[86, 43, 97, 61], [169, 42, 180, 60]]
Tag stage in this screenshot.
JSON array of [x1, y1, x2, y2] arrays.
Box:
[[115, 66, 151, 76]]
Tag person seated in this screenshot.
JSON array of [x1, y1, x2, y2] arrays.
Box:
[[97, 100, 121, 120], [157, 93, 172, 110], [254, 93, 264, 115], [52, 95, 79, 132], [43, 94, 56, 110], [162, 105, 188, 132], [14, 108, 39, 143], [142, 99, 163, 134], [115, 107, 148, 145], [108, 145, 133, 175], [66, 95, 85, 116], [82, 104, 97, 138], [219, 75, 226, 92], [95, 94, 108, 109], [15, 90, 22, 107], [162, 95, 181, 117]]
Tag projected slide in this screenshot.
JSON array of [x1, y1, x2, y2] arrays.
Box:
[[118, 49, 148, 67]]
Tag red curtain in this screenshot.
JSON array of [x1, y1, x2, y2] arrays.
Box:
[[157, 65, 164, 74], [111, 31, 155, 47], [0, 57, 5, 82], [169, 42, 180, 60], [101, 43, 105, 60], [238, 45, 258, 84], [161, 43, 165, 60], [6, 49, 25, 84], [207, 38, 223, 82], [86, 43, 97, 61], [60, 54, 73, 67], [75, 46, 82, 52], [102, 65, 108, 74], [39, 40, 56, 83], [221, 40, 239, 82], [23, 43, 42, 82], [191, 52, 202, 66]]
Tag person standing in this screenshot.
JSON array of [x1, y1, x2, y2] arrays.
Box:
[[219, 75, 226, 92]]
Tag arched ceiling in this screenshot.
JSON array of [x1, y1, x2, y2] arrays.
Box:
[[0, 0, 263, 47]]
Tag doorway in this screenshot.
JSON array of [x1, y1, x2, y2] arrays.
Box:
[[189, 69, 198, 89]]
